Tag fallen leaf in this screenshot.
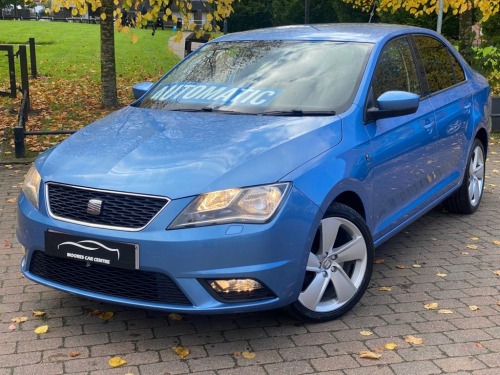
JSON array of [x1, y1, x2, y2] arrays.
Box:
[[497, 301, 500, 306], [32, 311, 46, 317], [7, 198, 17, 203], [69, 351, 80, 357], [4, 240, 10, 247], [469, 305, 480, 311], [11, 317, 28, 323], [108, 356, 127, 367], [438, 309, 453, 314], [385, 343, 397, 350], [436, 273, 447, 277], [476, 342, 483, 348], [359, 350, 382, 359], [88, 309, 102, 316], [233, 351, 241, 356], [493, 270, 500, 276], [470, 237, 479, 241], [424, 302, 438, 310], [34, 325, 49, 334], [172, 346, 189, 359], [430, 237, 437, 241], [374, 258, 385, 264], [466, 245, 478, 250], [461, 251, 470, 255], [98, 311, 114, 320], [406, 335, 423, 345], [360, 331, 373, 336], [493, 240, 500, 245], [241, 351, 256, 359], [396, 265, 406, 269], [168, 313, 183, 321], [9, 324, 16, 331], [412, 264, 422, 268], [379, 287, 392, 291], [374, 346, 384, 353]]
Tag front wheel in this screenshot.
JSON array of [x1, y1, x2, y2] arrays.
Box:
[[287, 202, 374, 322]]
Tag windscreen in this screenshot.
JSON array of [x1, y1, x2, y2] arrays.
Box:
[[139, 40, 372, 115]]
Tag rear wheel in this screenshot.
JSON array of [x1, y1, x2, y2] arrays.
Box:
[[445, 139, 485, 214], [287, 202, 374, 322]]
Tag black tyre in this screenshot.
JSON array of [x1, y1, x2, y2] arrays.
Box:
[[287, 202, 374, 322], [445, 139, 485, 214]]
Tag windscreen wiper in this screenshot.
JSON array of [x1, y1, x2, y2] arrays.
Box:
[[260, 110, 336, 116]]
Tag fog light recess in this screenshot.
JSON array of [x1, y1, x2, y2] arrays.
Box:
[[203, 278, 276, 302]]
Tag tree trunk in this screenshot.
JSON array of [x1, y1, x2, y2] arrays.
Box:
[[458, 9, 473, 63], [100, 0, 118, 108]]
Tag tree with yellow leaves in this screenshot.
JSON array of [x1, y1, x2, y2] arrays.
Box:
[[343, 0, 500, 57], [48, 0, 236, 108]]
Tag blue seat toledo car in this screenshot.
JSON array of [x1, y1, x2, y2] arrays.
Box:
[[18, 24, 491, 322]]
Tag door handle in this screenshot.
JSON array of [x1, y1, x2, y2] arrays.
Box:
[[424, 120, 435, 130]]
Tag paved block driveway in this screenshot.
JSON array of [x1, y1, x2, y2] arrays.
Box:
[[1, 138, 500, 375]]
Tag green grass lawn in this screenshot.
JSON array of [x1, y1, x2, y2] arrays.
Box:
[[0, 20, 182, 158], [0, 20, 179, 82]]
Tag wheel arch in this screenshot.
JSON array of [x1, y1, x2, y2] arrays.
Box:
[[475, 127, 488, 156], [330, 191, 366, 221]]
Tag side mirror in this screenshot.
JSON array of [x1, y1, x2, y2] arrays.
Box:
[[132, 82, 154, 100], [366, 91, 420, 121]]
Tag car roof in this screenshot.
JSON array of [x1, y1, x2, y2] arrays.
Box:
[[212, 23, 433, 44]]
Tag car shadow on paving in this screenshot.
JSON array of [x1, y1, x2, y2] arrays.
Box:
[[1, 139, 500, 374]]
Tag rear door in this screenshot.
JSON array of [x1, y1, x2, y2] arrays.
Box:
[[411, 34, 473, 192]]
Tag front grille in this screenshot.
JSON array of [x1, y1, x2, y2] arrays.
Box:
[[30, 251, 192, 305], [47, 183, 169, 230]]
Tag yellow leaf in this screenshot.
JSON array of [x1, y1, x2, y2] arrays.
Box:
[[412, 264, 422, 268], [379, 287, 391, 291], [436, 273, 447, 277], [438, 309, 453, 314], [32, 311, 46, 317], [385, 343, 397, 350], [7, 198, 17, 203], [466, 245, 478, 250], [374, 258, 385, 264], [469, 306, 480, 311], [206, 13, 213, 22], [71, 8, 78, 16], [493, 240, 500, 245], [168, 313, 183, 321], [34, 325, 49, 334], [172, 346, 189, 359], [470, 237, 479, 241], [424, 302, 438, 310], [359, 351, 382, 359], [11, 317, 28, 323], [98, 311, 114, 320], [233, 351, 241, 356], [493, 270, 500, 276], [241, 351, 256, 359], [108, 356, 127, 368], [69, 351, 80, 357], [405, 335, 423, 345], [396, 265, 406, 269], [360, 331, 373, 336], [461, 251, 470, 255], [476, 342, 483, 348], [100, 13, 106, 21]]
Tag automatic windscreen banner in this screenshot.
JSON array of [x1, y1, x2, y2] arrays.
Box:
[[149, 82, 283, 107]]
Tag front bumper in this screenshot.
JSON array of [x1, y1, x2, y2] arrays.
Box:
[[17, 186, 320, 314]]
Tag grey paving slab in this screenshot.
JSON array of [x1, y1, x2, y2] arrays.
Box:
[[1, 139, 500, 374]]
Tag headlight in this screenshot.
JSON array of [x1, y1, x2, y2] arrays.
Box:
[[169, 183, 290, 229], [22, 164, 41, 209]]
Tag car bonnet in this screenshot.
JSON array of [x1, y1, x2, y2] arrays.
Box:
[[37, 106, 342, 199]]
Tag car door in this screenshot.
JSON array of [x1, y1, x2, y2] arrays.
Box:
[[411, 34, 474, 191], [364, 36, 438, 241]]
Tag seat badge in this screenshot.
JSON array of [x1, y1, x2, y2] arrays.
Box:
[[87, 199, 103, 216]]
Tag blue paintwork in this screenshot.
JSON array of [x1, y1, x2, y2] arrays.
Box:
[[17, 24, 491, 314]]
